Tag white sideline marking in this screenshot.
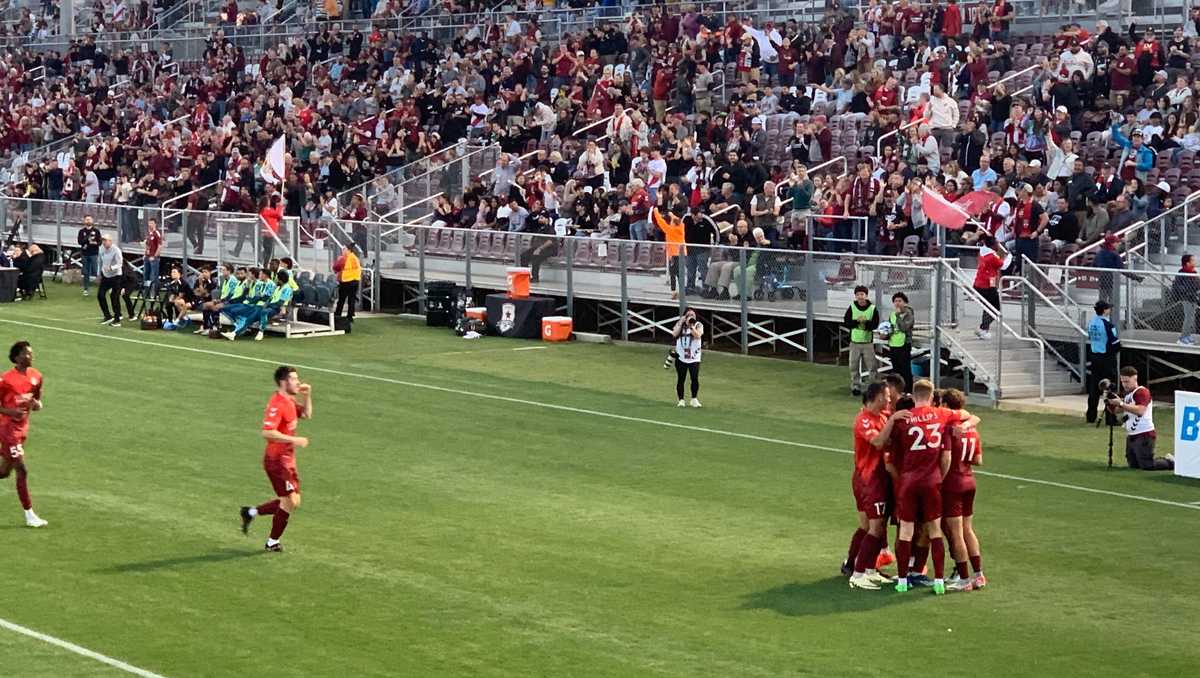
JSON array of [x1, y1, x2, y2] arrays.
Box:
[[1, 317, 1198, 513], [512, 346, 548, 351], [0, 618, 166, 678]]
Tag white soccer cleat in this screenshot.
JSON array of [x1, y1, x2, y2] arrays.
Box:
[[254, 331, 264, 342], [690, 398, 702, 408], [946, 576, 973, 592], [24, 511, 47, 528], [222, 331, 236, 341], [866, 570, 895, 585], [849, 573, 880, 590], [677, 399, 686, 407]]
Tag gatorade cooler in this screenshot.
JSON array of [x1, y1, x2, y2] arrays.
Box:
[[506, 266, 531, 298], [542, 316, 573, 342], [465, 306, 487, 321]]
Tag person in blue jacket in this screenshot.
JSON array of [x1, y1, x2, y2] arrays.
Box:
[[1110, 124, 1157, 183], [1086, 300, 1120, 423]]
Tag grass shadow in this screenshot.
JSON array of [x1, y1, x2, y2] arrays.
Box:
[[1146, 473, 1200, 490], [94, 548, 266, 574], [739, 576, 929, 618]]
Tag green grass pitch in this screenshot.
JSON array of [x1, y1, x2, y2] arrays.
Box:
[[0, 284, 1198, 677]]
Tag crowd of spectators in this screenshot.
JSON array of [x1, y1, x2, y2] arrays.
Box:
[[2, 0, 1200, 291]]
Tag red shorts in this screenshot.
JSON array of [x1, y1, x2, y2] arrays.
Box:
[[942, 483, 976, 518], [852, 471, 890, 519], [264, 459, 300, 497], [896, 478, 942, 523], [0, 435, 24, 465]]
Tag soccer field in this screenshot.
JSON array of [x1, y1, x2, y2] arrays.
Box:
[[1, 285, 1198, 678]]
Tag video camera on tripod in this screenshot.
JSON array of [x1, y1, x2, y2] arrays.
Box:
[[1097, 378, 1122, 468]]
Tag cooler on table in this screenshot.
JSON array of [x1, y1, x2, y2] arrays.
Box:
[[542, 316, 573, 342], [506, 266, 531, 298], [465, 306, 487, 321]]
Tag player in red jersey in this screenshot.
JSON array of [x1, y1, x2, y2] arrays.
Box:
[[0, 341, 48, 528], [239, 365, 312, 552], [886, 379, 977, 595], [847, 382, 900, 590], [939, 389, 986, 591]]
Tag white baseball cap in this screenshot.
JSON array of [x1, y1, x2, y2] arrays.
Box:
[[1157, 181, 1172, 192]]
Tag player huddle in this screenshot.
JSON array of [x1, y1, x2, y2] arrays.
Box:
[[847, 375, 986, 595]]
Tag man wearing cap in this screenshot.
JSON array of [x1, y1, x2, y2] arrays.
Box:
[[1060, 39, 1094, 80], [1012, 183, 1047, 273], [1111, 122, 1156, 183], [1086, 300, 1120, 423]]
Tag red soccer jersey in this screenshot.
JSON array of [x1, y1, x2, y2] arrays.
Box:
[[0, 367, 42, 444], [892, 406, 960, 483], [943, 427, 981, 491], [853, 408, 888, 479], [262, 391, 299, 463]]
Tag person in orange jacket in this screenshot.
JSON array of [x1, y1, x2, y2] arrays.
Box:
[[652, 206, 687, 300]]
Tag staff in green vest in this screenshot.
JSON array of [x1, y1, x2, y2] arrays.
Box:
[[884, 292, 916, 392], [843, 285, 880, 396]]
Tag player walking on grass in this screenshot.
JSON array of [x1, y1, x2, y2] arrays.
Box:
[[847, 382, 897, 590], [0, 341, 48, 528], [240, 366, 312, 551], [886, 379, 976, 595], [939, 389, 987, 591]]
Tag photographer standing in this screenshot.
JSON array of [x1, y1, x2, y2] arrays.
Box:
[[1107, 366, 1175, 471], [673, 309, 704, 408], [1086, 301, 1120, 424]]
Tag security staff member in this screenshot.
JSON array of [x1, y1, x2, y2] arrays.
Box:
[[844, 285, 880, 396], [885, 292, 915, 392], [1086, 300, 1120, 423]]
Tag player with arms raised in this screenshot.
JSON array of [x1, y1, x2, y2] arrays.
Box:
[[239, 365, 312, 551], [887, 379, 976, 595], [939, 388, 986, 591], [0, 341, 48, 527]]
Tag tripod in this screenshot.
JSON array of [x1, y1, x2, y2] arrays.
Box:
[[1097, 405, 1119, 469]]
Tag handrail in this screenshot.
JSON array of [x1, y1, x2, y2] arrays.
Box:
[[335, 141, 465, 209], [574, 108, 632, 138], [986, 64, 1041, 91], [161, 180, 221, 212], [875, 119, 922, 158], [1064, 219, 1145, 268], [1002, 272, 1087, 337]]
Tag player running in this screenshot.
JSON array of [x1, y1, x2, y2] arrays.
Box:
[[239, 365, 312, 552], [886, 379, 977, 595], [847, 382, 897, 590], [939, 389, 986, 591], [0, 341, 48, 528]]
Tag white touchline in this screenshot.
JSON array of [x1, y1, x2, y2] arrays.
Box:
[[2, 317, 1198, 513], [0, 618, 167, 678]]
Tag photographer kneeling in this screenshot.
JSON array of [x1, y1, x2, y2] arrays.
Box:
[[1106, 366, 1175, 471], [673, 309, 704, 408]]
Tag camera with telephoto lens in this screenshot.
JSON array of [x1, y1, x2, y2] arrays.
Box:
[[1098, 378, 1121, 427]]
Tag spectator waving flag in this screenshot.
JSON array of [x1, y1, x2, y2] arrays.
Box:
[[922, 188, 1000, 230], [954, 190, 1003, 219], [261, 137, 287, 185]]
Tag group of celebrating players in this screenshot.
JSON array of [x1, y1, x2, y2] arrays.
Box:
[[847, 373, 987, 595], [0, 338, 314, 551]]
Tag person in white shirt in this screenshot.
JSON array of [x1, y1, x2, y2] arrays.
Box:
[[646, 150, 667, 202], [671, 308, 704, 408], [1166, 76, 1193, 107], [927, 84, 960, 150], [1045, 133, 1078, 181], [913, 125, 941, 174], [1059, 42, 1095, 80]]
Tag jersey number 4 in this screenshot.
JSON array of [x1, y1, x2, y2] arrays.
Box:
[[907, 424, 943, 451]]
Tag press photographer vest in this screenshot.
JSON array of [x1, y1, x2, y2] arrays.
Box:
[[1123, 387, 1155, 437], [850, 304, 876, 344], [888, 311, 907, 348]]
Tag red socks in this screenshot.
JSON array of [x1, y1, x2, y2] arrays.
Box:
[[896, 539, 912, 579], [15, 467, 31, 511], [846, 528, 866, 567], [256, 499, 280, 515], [853, 534, 880, 574], [956, 561, 969, 579], [970, 555, 983, 574], [930, 537, 946, 580], [269, 509, 290, 540], [912, 543, 929, 573]]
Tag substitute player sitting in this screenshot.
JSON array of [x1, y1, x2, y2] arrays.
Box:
[[886, 379, 977, 595], [0, 341, 48, 528], [240, 366, 313, 552], [940, 389, 987, 591], [848, 382, 897, 590]]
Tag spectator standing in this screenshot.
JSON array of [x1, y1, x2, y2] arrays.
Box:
[[927, 85, 960, 151], [844, 285, 880, 396], [1107, 367, 1174, 471], [1172, 254, 1199, 345], [1086, 300, 1120, 424], [652, 207, 687, 300], [1011, 184, 1047, 274], [884, 292, 915, 392], [973, 234, 1011, 340], [684, 213, 720, 296], [333, 244, 362, 332], [1094, 233, 1125, 302], [98, 235, 124, 326], [142, 219, 162, 292], [76, 216, 101, 297]]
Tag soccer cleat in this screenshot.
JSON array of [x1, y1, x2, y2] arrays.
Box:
[[690, 398, 702, 408], [162, 321, 176, 331], [254, 331, 264, 342], [908, 573, 934, 587], [82, 289, 89, 296], [840, 561, 853, 577], [24, 512, 47, 528], [264, 542, 284, 552], [677, 399, 686, 407], [867, 570, 895, 585], [875, 549, 896, 569], [946, 576, 974, 593], [110, 321, 121, 328], [193, 328, 207, 335], [239, 506, 254, 535], [221, 331, 236, 341], [972, 573, 988, 589], [849, 573, 880, 590], [932, 581, 946, 596], [894, 578, 909, 593]]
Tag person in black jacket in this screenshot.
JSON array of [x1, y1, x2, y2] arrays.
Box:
[[683, 211, 721, 295], [954, 118, 987, 173], [77, 215, 102, 297]]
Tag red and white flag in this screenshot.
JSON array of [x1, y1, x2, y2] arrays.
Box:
[[921, 187, 971, 230], [953, 190, 1002, 219]]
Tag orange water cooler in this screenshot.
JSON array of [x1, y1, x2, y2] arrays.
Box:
[[541, 316, 573, 342], [506, 267, 531, 298]]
